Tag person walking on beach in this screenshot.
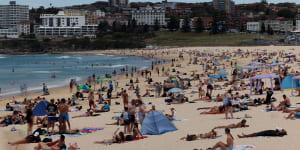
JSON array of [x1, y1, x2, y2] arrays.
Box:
[[88, 91, 95, 109], [223, 90, 234, 119], [25, 105, 34, 136], [122, 90, 129, 106], [46, 99, 57, 134], [69, 79, 73, 93], [58, 98, 71, 133]]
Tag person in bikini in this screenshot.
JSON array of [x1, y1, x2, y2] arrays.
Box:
[[180, 130, 217, 141], [94, 128, 125, 145], [213, 119, 249, 130], [200, 106, 225, 114]]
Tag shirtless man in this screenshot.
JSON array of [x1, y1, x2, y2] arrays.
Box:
[[271, 94, 291, 111], [58, 98, 70, 133], [209, 128, 234, 150]]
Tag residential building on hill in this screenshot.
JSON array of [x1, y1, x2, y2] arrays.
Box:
[[132, 5, 166, 26]]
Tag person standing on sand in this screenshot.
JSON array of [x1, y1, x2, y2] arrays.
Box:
[[69, 79, 73, 93], [88, 91, 95, 109], [46, 99, 58, 135], [25, 105, 34, 136], [58, 98, 71, 133], [122, 90, 129, 106], [223, 90, 234, 119]]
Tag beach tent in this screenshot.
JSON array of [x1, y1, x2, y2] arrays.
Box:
[[141, 111, 177, 135], [291, 75, 300, 96], [250, 73, 282, 95], [282, 75, 299, 90], [33, 100, 49, 116]]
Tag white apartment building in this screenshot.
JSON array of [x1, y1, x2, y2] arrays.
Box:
[[0, 1, 29, 29], [94, 10, 105, 17], [40, 11, 85, 27], [17, 21, 30, 35], [36, 11, 97, 37], [263, 19, 293, 33], [247, 22, 261, 33], [132, 5, 166, 26], [0, 28, 19, 38]]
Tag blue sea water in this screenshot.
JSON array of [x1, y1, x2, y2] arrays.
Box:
[[0, 53, 159, 97]]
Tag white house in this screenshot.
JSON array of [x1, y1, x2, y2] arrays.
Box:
[[247, 22, 261, 33], [36, 11, 97, 37], [132, 5, 166, 26]]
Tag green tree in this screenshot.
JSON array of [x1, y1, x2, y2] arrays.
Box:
[[277, 8, 295, 19], [260, 23, 266, 33], [267, 25, 274, 35], [154, 19, 160, 31], [97, 21, 110, 34], [181, 17, 191, 32], [195, 17, 204, 33], [167, 15, 179, 31]]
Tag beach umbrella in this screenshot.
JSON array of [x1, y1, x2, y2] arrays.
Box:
[[96, 78, 115, 91], [78, 85, 90, 90], [33, 100, 49, 116], [168, 88, 183, 93]]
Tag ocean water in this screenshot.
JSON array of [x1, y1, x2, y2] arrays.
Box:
[[0, 54, 160, 97]]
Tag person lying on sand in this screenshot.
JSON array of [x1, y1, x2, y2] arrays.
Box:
[[180, 130, 217, 141], [213, 119, 249, 130], [237, 128, 287, 138], [207, 128, 233, 150], [106, 116, 125, 125], [285, 110, 300, 119], [200, 106, 225, 114], [94, 128, 125, 145], [72, 109, 100, 118], [8, 128, 43, 145], [34, 135, 67, 150]]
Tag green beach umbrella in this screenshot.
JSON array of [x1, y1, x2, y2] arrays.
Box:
[[78, 85, 90, 90]]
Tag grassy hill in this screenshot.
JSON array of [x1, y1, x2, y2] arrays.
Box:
[[146, 31, 279, 47]]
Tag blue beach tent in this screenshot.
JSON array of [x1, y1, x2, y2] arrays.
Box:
[[33, 100, 50, 116], [141, 111, 177, 135], [282, 75, 300, 90]]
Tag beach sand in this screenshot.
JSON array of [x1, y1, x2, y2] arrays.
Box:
[[0, 46, 300, 150]]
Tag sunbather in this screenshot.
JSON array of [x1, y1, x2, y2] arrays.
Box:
[[72, 109, 100, 118], [94, 128, 125, 145], [208, 128, 234, 150], [180, 130, 217, 141], [213, 119, 249, 129], [200, 106, 225, 114], [34, 135, 66, 150], [237, 128, 287, 138]]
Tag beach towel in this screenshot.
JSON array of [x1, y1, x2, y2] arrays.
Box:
[[172, 119, 188, 122], [47, 132, 89, 138], [215, 144, 255, 150], [82, 127, 104, 131]]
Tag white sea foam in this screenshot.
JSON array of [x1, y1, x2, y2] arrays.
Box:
[[96, 54, 104, 56], [102, 64, 125, 68], [0, 56, 7, 59], [56, 56, 71, 59], [31, 71, 61, 74]]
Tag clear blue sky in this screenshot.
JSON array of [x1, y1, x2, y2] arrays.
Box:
[[0, 0, 298, 8]]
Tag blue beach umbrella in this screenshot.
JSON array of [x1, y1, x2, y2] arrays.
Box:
[[168, 88, 183, 93]]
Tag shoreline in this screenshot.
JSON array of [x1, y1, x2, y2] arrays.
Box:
[[0, 51, 168, 100]]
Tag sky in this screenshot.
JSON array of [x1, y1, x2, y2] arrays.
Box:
[[0, 0, 298, 8]]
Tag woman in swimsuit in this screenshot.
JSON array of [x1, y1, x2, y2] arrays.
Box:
[[214, 119, 249, 129], [180, 130, 217, 141], [200, 106, 225, 114], [237, 129, 287, 138], [72, 109, 99, 118], [209, 128, 234, 150], [34, 135, 66, 150], [94, 128, 125, 145]]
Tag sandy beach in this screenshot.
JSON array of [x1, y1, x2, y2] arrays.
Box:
[[1, 46, 300, 150]]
